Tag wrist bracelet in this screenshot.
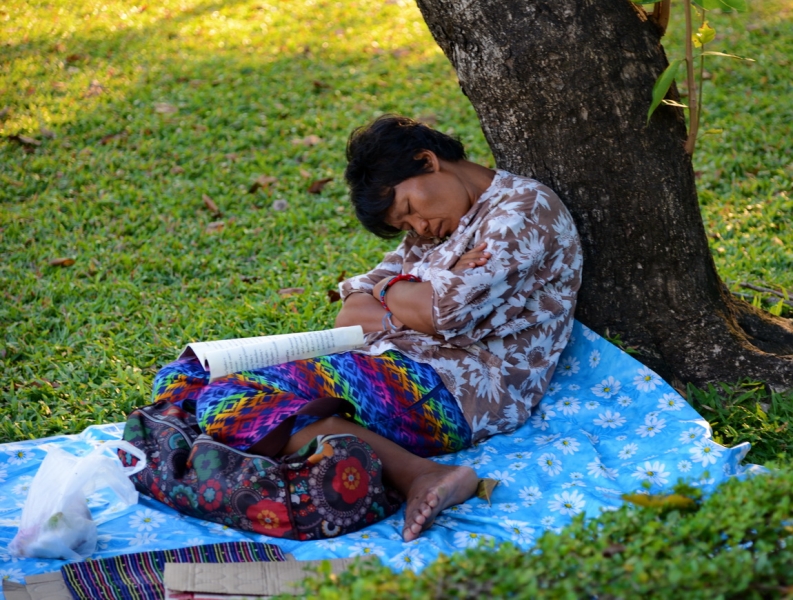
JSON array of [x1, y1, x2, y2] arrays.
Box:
[[378, 274, 422, 312]]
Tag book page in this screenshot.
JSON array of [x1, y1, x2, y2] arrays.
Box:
[[179, 326, 364, 381]]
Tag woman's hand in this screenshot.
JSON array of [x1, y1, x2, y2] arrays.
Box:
[[452, 242, 491, 272], [335, 292, 403, 334]]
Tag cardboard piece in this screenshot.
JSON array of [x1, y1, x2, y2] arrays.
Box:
[[2, 571, 72, 600], [163, 558, 359, 597]]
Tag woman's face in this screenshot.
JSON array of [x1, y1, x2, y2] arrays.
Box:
[[385, 153, 473, 239]]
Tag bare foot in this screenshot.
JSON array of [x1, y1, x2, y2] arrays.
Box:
[[402, 464, 478, 542]]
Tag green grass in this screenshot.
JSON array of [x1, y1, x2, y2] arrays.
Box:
[[1, 0, 791, 447], [662, 0, 793, 307]]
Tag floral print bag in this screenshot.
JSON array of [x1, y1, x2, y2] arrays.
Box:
[[118, 401, 403, 540]]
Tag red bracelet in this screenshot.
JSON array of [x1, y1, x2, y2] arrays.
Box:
[[378, 274, 422, 312]]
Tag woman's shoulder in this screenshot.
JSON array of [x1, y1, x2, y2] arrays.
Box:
[[482, 171, 568, 220]]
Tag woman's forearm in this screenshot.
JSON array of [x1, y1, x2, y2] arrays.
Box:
[[379, 281, 435, 335], [335, 293, 391, 334]]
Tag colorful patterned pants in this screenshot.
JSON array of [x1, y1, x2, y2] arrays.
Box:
[[151, 350, 472, 458]]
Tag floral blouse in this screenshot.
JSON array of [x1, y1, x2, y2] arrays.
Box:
[[339, 170, 583, 443]]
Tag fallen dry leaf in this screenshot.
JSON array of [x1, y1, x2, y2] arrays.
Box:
[[170, 165, 185, 175], [336, 271, 347, 283], [278, 287, 305, 297], [327, 290, 341, 303], [52, 82, 67, 92], [49, 257, 76, 267], [240, 275, 259, 284], [39, 127, 56, 139], [100, 132, 125, 145], [11, 135, 41, 147], [202, 194, 221, 215], [272, 199, 288, 212], [299, 169, 312, 179], [312, 80, 331, 90], [475, 478, 498, 505], [602, 544, 627, 558], [154, 102, 178, 114], [248, 175, 277, 193], [308, 177, 333, 194], [417, 114, 439, 126], [85, 79, 104, 96], [772, 236, 784, 246], [65, 53, 84, 63], [291, 134, 321, 147], [206, 221, 224, 233], [53, 42, 66, 53], [225, 153, 239, 162]]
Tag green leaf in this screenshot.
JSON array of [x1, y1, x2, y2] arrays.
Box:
[[719, 0, 749, 11], [702, 51, 756, 61], [692, 0, 723, 9], [693, 21, 716, 47], [770, 299, 785, 316], [647, 59, 685, 124]]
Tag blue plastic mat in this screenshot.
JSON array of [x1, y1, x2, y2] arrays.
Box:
[[0, 321, 765, 595]]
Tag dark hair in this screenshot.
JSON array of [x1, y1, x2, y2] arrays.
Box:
[[344, 115, 466, 238]]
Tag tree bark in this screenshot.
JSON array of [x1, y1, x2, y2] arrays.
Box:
[[416, 0, 793, 390]]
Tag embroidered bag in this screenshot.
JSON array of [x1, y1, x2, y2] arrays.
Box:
[[118, 400, 402, 540]]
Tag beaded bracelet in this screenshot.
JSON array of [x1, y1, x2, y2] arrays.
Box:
[[378, 274, 422, 312]]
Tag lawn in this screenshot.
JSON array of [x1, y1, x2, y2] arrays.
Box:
[[3, 1, 793, 596], [1, 0, 791, 448]]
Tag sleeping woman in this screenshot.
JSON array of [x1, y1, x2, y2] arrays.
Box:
[[151, 115, 583, 542]]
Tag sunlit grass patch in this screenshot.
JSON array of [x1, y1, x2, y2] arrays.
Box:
[[0, 0, 791, 442]]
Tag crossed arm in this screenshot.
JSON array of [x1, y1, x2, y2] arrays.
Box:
[[335, 243, 491, 335]]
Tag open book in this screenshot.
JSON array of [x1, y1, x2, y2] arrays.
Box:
[[178, 326, 364, 382]]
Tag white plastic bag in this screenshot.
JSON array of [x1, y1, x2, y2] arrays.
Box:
[[9, 440, 146, 560]]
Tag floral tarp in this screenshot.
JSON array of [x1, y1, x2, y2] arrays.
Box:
[[0, 321, 765, 595]]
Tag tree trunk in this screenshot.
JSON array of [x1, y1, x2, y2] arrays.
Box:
[[416, 0, 793, 390]]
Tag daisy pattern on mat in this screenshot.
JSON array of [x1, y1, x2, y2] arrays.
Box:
[[553, 437, 581, 455], [690, 439, 724, 466], [618, 443, 639, 460], [658, 393, 685, 411], [453, 531, 493, 549], [633, 366, 662, 392], [617, 395, 633, 407], [631, 461, 670, 486], [519, 486, 543, 506], [502, 520, 535, 544], [593, 410, 626, 429], [679, 427, 703, 444], [555, 396, 580, 415], [390, 549, 425, 573], [349, 542, 386, 558], [548, 490, 586, 516], [591, 376, 621, 399], [587, 457, 618, 480], [589, 350, 601, 368], [636, 414, 666, 438], [558, 357, 580, 376], [129, 532, 158, 546], [129, 508, 166, 532], [538, 453, 563, 476], [5, 448, 34, 466], [530, 407, 556, 430], [487, 470, 516, 487], [0, 568, 25, 583]]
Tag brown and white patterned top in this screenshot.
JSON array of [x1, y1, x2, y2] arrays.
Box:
[[339, 170, 583, 443]]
